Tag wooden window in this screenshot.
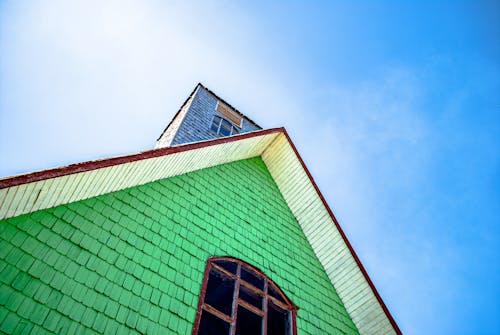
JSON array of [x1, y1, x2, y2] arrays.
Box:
[[192, 257, 298, 335], [210, 115, 240, 136], [210, 115, 222, 133], [220, 119, 232, 136]]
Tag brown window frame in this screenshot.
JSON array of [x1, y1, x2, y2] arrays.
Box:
[[192, 256, 298, 335]]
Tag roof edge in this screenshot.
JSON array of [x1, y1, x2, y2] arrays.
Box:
[[280, 128, 402, 335], [0, 127, 284, 189], [156, 83, 201, 141]]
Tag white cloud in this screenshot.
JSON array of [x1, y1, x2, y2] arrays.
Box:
[[291, 68, 455, 333], [298, 67, 429, 234], [0, 0, 295, 175], [3, 2, 496, 334]]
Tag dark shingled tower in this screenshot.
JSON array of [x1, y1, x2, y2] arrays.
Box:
[[156, 83, 261, 148]]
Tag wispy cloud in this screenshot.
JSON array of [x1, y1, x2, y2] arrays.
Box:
[[1, 2, 499, 334], [299, 67, 428, 230], [0, 0, 294, 175], [294, 61, 500, 334]]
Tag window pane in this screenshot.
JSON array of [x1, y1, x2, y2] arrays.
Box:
[[198, 311, 230, 335], [235, 305, 262, 335], [241, 267, 264, 290], [210, 123, 219, 132], [231, 127, 239, 135], [239, 285, 263, 310], [205, 268, 235, 316], [267, 302, 290, 335], [268, 284, 287, 303], [219, 119, 232, 136], [210, 116, 221, 132], [195, 258, 296, 335], [213, 259, 238, 275]]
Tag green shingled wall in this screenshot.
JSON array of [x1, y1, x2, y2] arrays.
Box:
[[0, 157, 359, 335]]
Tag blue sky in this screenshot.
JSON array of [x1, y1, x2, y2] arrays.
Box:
[[1, 1, 499, 334]]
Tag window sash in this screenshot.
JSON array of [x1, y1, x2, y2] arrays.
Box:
[[210, 115, 241, 136], [193, 257, 297, 335]]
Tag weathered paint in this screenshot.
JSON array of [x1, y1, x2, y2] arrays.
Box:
[[0, 158, 359, 335]]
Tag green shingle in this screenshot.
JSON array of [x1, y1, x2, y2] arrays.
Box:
[[108, 282, 122, 302], [68, 300, 84, 322], [104, 299, 119, 318], [45, 290, 63, 309], [83, 289, 98, 309], [131, 279, 143, 296], [104, 318, 119, 334], [158, 309, 170, 327], [95, 277, 107, 294], [168, 313, 179, 331], [5, 289, 24, 311], [125, 310, 138, 328], [33, 283, 51, 304], [128, 293, 141, 312], [0, 157, 359, 335], [12, 272, 31, 291], [17, 298, 34, 319], [0, 312, 20, 333], [81, 307, 97, 328], [43, 310, 61, 332], [93, 310, 108, 333], [115, 305, 128, 324], [150, 288, 161, 306], [118, 289, 132, 306], [1, 263, 20, 285]]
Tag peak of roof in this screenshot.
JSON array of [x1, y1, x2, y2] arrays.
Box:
[[156, 83, 261, 142]]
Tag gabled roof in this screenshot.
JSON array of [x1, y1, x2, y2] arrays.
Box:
[[0, 128, 402, 335], [156, 83, 262, 142]]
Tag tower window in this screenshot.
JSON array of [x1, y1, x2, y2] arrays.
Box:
[[192, 257, 298, 335], [210, 115, 240, 136]]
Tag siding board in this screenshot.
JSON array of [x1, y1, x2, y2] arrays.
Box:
[[0, 129, 399, 335], [261, 133, 398, 335]]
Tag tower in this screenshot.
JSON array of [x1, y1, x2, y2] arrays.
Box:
[[156, 83, 261, 148]]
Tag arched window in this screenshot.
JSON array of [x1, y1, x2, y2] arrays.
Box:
[[192, 257, 298, 335]]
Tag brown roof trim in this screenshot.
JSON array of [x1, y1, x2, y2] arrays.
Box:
[[280, 129, 403, 335], [0, 127, 283, 189]]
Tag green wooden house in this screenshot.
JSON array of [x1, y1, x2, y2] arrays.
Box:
[[0, 84, 401, 335]]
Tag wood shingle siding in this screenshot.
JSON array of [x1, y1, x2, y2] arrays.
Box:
[[0, 128, 401, 335]]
